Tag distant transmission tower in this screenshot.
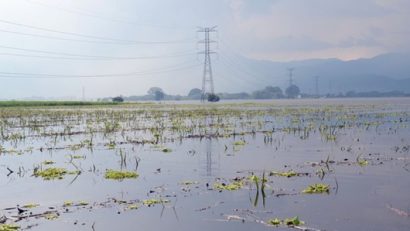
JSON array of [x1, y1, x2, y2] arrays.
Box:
[[197, 26, 217, 101], [288, 68, 294, 87]]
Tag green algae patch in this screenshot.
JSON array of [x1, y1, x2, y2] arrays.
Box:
[[142, 199, 170, 206], [0, 224, 20, 231], [33, 168, 79, 180], [302, 183, 330, 194], [104, 169, 138, 180], [214, 181, 243, 191]]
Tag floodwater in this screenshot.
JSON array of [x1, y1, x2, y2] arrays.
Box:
[[1, 98, 410, 230]]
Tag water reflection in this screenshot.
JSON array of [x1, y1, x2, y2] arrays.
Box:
[[201, 138, 219, 177]]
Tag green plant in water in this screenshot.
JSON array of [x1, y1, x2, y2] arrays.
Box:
[[104, 169, 138, 180], [0, 224, 20, 231], [63, 201, 73, 207], [270, 170, 298, 177], [127, 204, 139, 210], [180, 180, 199, 185], [214, 181, 243, 191], [42, 160, 54, 165], [357, 155, 368, 167], [78, 201, 89, 206], [268, 217, 304, 226], [142, 199, 170, 206], [268, 218, 282, 225], [33, 168, 79, 180], [22, 203, 39, 208], [44, 212, 59, 220], [284, 216, 304, 226], [162, 148, 172, 153], [72, 155, 85, 159], [302, 183, 330, 194], [233, 140, 246, 146]]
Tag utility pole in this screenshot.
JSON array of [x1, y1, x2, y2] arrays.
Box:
[[197, 26, 217, 101], [314, 76, 319, 97], [287, 68, 294, 87]]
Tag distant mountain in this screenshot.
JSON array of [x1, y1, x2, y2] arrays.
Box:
[[214, 53, 410, 94]]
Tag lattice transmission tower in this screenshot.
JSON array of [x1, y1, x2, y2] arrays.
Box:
[[197, 26, 217, 101]]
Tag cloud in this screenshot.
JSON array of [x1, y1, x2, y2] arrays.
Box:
[[223, 0, 410, 60]]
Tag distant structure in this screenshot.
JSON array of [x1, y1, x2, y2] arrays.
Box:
[[197, 26, 218, 102], [287, 68, 295, 87], [286, 68, 300, 98]]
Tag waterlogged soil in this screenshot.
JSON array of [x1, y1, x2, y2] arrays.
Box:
[[1, 98, 410, 231]]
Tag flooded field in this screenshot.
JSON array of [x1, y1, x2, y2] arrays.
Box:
[[1, 98, 410, 231]]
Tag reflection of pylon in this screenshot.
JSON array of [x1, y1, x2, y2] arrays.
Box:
[[197, 26, 217, 101]]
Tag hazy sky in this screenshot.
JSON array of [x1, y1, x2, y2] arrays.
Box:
[[0, 0, 409, 99]]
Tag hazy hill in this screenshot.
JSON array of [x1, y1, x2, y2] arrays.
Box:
[[214, 53, 410, 94]]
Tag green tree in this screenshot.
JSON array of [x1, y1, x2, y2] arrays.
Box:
[[285, 85, 301, 98]]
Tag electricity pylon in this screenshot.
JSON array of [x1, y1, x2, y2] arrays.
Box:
[[197, 26, 217, 101]]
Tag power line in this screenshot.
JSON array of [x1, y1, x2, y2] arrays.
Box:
[[0, 28, 195, 45], [0, 62, 200, 79], [219, 39, 274, 80], [0, 45, 196, 60], [218, 54, 268, 86], [0, 19, 194, 44], [23, 0, 193, 30]]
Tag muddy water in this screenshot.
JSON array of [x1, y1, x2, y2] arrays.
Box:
[[1, 98, 410, 231]]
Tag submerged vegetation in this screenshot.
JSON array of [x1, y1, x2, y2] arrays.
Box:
[[0, 100, 409, 230], [214, 181, 243, 191], [104, 169, 139, 180], [0, 224, 20, 231], [33, 167, 79, 180], [302, 184, 330, 194]]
